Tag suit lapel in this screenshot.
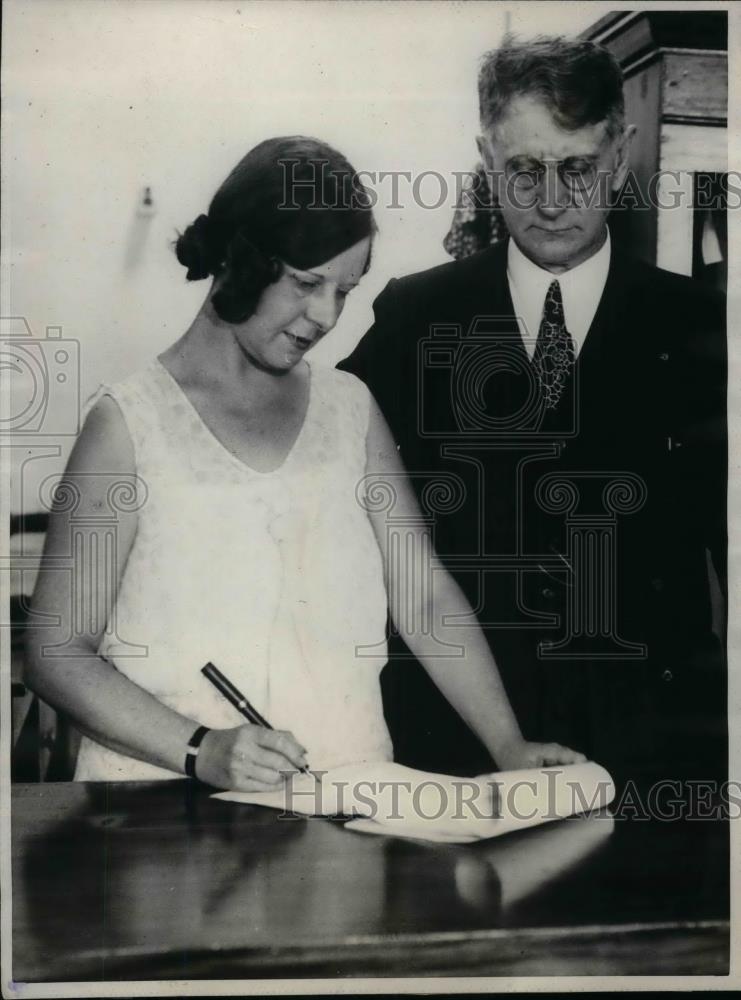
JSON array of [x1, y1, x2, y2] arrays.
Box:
[[463, 242, 517, 326]]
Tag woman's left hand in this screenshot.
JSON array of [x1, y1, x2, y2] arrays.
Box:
[[494, 738, 587, 771]]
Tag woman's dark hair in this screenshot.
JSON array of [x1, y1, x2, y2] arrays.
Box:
[[478, 35, 625, 139], [175, 136, 375, 323]]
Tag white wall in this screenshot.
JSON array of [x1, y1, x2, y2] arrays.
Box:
[[3, 0, 604, 511]]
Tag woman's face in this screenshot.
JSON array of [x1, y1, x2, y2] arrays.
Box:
[[230, 236, 371, 372]]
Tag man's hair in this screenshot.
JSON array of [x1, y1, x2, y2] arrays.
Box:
[[478, 34, 625, 138]]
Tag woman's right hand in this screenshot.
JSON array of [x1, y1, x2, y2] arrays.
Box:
[[195, 725, 309, 791]]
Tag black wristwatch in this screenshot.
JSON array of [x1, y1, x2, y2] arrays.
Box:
[[184, 725, 210, 780]]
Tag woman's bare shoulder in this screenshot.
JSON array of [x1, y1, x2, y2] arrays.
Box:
[[68, 394, 135, 477]]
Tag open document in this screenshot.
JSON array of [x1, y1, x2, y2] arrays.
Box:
[[213, 760, 615, 844]]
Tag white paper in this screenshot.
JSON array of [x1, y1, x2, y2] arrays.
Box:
[[213, 760, 615, 843]]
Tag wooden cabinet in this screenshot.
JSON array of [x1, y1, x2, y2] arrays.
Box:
[[584, 12, 727, 287]]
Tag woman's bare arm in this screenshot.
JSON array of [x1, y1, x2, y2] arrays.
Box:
[[363, 394, 585, 770]]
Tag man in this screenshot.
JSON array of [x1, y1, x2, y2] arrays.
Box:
[[340, 36, 727, 790]]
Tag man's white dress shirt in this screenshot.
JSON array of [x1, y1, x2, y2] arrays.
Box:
[[507, 230, 612, 359]]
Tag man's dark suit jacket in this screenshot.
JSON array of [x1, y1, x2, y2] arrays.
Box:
[[339, 238, 727, 789]]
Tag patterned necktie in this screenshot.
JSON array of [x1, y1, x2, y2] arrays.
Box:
[[532, 279, 576, 410]]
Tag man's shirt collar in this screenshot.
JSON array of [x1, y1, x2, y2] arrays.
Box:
[[506, 230, 611, 358]]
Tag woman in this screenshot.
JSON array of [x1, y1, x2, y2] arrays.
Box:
[[25, 136, 584, 790]]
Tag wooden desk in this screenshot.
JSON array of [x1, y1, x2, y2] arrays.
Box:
[[11, 780, 729, 981]]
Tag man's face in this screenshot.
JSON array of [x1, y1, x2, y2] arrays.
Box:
[[478, 95, 633, 273]]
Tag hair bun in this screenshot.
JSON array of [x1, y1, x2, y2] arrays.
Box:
[[175, 213, 219, 281]]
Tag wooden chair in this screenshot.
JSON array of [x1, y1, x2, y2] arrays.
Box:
[[10, 512, 80, 781]]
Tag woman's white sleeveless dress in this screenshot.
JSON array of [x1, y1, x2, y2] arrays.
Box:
[[74, 359, 393, 780]]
